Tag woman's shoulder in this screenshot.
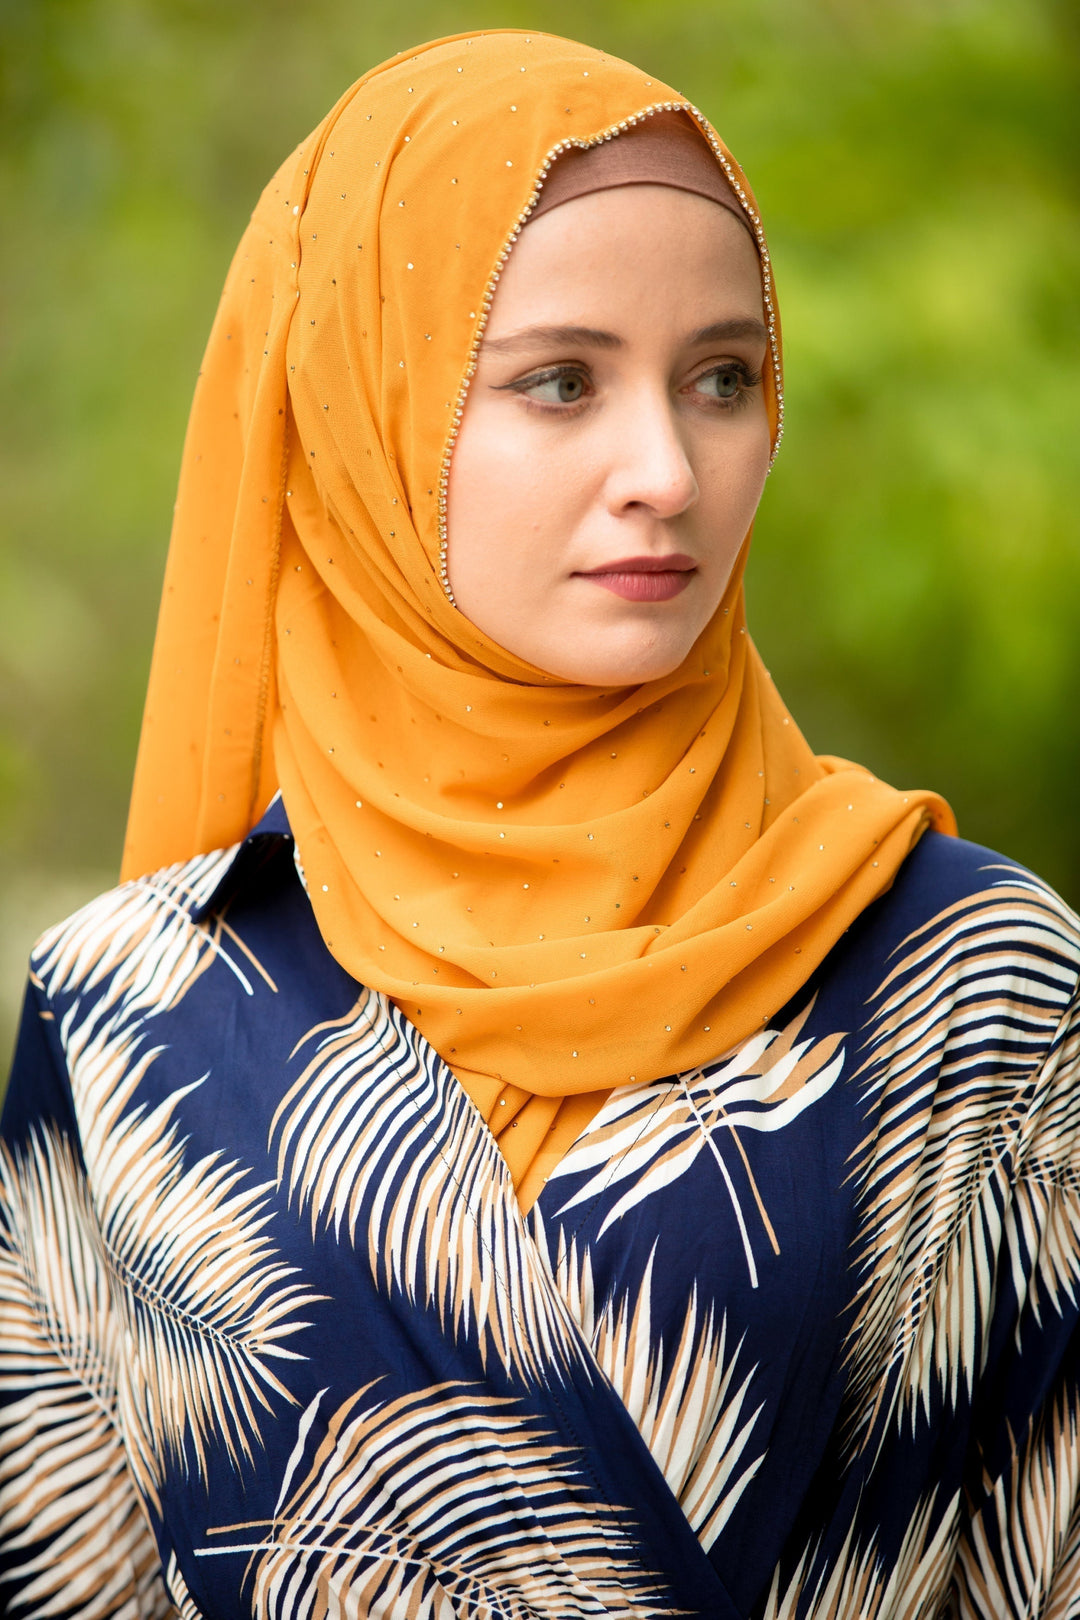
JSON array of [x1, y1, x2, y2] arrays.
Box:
[[877, 828, 1080, 965], [28, 795, 297, 1001], [797, 830, 1080, 1085], [28, 845, 242, 997], [828, 830, 1080, 1079], [905, 827, 1075, 899]]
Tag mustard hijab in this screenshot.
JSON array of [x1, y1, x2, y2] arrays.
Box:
[[123, 30, 954, 1207]]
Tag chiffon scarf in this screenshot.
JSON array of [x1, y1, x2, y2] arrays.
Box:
[[123, 30, 954, 1204]]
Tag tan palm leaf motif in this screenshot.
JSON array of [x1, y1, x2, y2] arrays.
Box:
[[200, 1380, 674, 1619], [163, 1552, 204, 1620], [545, 1231, 765, 1550], [32, 848, 256, 1022], [1001, 994, 1080, 1332], [760, 1486, 958, 1620], [29, 856, 319, 1505], [76, 1020, 318, 1502], [842, 876, 1080, 1459], [545, 998, 846, 1282], [269, 988, 585, 1384], [1044, 1505, 1080, 1620], [0, 1126, 172, 1620], [952, 1396, 1080, 1620]]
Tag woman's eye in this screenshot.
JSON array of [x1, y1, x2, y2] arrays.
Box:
[[694, 363, 749, 403], [521, 368, 589, 405]]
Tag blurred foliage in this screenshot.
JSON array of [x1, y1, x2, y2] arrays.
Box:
[[1, 0, 1078, 1059]]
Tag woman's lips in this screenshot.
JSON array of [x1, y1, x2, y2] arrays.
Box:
[[576, 555, 696, 602]]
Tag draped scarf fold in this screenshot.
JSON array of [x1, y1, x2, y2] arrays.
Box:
[[123, 29, 954, 1204]]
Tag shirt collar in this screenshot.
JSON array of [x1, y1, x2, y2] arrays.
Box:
[[189, 792, 294, 923]]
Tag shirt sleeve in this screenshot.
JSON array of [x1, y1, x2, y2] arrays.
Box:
[[0, 972, 174, 1620], [950, 981, 1080, 1616]]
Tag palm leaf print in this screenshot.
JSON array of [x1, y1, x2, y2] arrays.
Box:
[[546, 1233, 765, 1550], [952, 1396, 1080, 1620], [33, 848, 257, 1021], [760, 1487, 958, 1620], [1044, 1510, 1080, 1620], [1001, 998, 1080, 1336], [199, 1381, 674, 1619], [30, 857, 320, 1505], [78, 1020, 318, 1501], [841, 876, 1080, 1459], [0, 1126, 172, 1620], [163, 1553, 203, 1620], [545, 997, 846, 1282], [269, 988, 585, 1384]]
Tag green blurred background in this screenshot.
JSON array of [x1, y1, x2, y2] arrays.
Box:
[[1, 0, 1077, 1062]]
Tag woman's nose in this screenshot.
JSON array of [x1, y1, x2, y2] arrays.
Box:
[[604, 392, 699, 520]]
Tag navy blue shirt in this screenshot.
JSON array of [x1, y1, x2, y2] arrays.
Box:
[[2, 806, 1079, 1617]]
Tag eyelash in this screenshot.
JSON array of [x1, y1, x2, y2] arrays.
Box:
[[499, 360, 762, 415]]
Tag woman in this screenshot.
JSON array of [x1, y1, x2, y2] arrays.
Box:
[[2, 29, 1078, 1620]]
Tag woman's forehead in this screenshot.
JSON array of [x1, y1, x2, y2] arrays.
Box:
[[482, 189, 768, 346]]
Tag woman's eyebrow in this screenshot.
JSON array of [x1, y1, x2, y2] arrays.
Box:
[[689, 318, 769, 345], [481, 316, 769, 356], [482, 324, 623, 354]]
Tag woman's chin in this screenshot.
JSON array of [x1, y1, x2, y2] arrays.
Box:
[[526, 632, 698, 688]]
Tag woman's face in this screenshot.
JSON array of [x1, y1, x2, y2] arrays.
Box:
[[445, 183, 773, 686]]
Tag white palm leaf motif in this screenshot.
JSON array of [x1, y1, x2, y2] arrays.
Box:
[[199, 1380, 675, 1619], [760, 1486, 958, 1620], [163, 1552, 204, 1620], [29, 855, 319, 1506], [269, 988, 585, 1384], [72, 1013, 318, 1501], [0, 1126, 172, 1620], [1045, 1503, 1080, 1620], [953, 1396, 1080, 1620], [841, 875, 1080, 1459], [545, 1230, 765, 1550], [32, 847, 265, 1022], [545, 997, 846, 1283], [1001, 998, 1080, 1334]]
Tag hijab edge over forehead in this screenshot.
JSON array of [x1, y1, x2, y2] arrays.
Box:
[[526, 108, 755, 231]]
